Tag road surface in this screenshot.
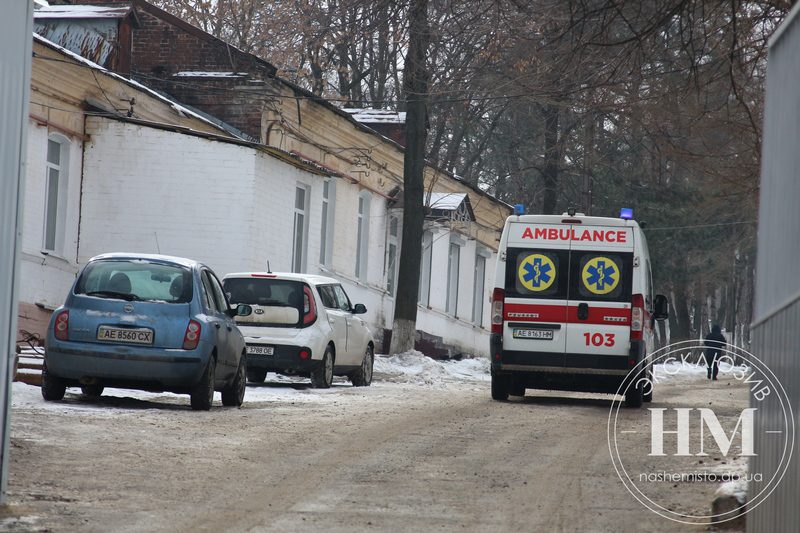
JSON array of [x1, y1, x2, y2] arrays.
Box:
[[3, 361, 747, 532]]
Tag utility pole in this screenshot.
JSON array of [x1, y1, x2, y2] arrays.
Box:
[[389, 0, 430, 354]]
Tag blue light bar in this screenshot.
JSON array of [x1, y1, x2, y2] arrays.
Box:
[[513, 204, 525, 216], [620, 207, 634, 220]]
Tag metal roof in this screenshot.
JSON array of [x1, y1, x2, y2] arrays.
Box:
[[34, 5, 134, 20]]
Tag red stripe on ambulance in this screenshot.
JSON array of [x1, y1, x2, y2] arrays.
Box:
[[504, 303, 630, 325]]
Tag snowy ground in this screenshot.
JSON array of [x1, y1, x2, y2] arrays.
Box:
[[10, 351, 490, 413]]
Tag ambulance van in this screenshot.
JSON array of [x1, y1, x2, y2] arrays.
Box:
[[489, 210, 669, 406]]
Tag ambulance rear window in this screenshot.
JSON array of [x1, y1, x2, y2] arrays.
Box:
[[505, 248, 569, 299]]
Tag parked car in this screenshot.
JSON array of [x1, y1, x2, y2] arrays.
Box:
[[222, 272, 375, 388], [43, 253, 252, 410]]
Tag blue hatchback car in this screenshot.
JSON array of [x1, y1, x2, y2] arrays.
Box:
[[43, 253, 252, 410]]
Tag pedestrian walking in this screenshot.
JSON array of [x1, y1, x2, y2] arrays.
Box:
[[705, 324, 727, 380]]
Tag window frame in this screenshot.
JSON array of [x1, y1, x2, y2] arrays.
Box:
[[472, 253, 487, 326], [319, 178, 335, 266], [446, 242, 460, 316], [418, 230, 433, 306], [292, 183, 310, 273], [43, 135, 69, 255], [355, 191, 371, 280], [386, 215, 400, 294]]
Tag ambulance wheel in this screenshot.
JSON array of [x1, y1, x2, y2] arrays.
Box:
[[643, 369, 653, 403], [509, 380, 525, 397], [625, 379, 644, 408], [491, 373, 509, 401]]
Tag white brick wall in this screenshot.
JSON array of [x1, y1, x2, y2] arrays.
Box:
[[80, 118, 256, 275]]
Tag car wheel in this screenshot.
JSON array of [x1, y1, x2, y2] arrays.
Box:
[[247, 368, 267, 383], [350, 345, 374, 387], [491, 372, 509, 401], [81, 385, 104, 398], [190, 357, 216, 411], [222, 354, 247, 407], [310, 347, 333, 389], [41, 362, 66, 402]]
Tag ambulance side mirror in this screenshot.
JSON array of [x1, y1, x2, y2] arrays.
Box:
[[653, 294, 669, 321]]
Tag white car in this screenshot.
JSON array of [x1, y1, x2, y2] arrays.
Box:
[[221, 272, 374, 388]]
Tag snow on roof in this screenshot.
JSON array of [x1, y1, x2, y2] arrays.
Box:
[[32, 33, 235, 138], [174, 72, 246, 78], [34, 5, 133, 19], [89, 253, 201, 268], [427, 192, 467, 211], [343, 108, 406, 124]]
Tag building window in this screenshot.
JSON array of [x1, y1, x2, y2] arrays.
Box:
[[43, 136, 68, 255], [472, 253, 487, 326], [355, 191, 370, 280], [292, 184, 309, 272], [419, 230, 432, 305], [386, 216, 399, 294], [319, 179, 335, 266], [446, 242, 460, 316]]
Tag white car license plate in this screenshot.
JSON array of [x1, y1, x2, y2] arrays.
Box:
[[97, 326, 154, 345], [247, 345, 274, 356], [512, 328, 554, 340]]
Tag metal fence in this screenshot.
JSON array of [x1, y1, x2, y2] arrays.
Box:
[[749, 3, 800, 530]]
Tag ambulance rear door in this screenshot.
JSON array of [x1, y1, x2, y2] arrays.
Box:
[[564, 225, 634, 369], [503, 223, 570, 366]]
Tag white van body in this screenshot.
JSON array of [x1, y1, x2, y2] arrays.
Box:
[[489, 212, 664, 406]]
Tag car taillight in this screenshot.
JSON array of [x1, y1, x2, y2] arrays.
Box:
[[183, 320, 201, 350], [491, 288, 504, 334], [631, 293, 644, 341], [54, 310, 69, 341], [299, 348, 311, 360], [303, 285, 317, 326]]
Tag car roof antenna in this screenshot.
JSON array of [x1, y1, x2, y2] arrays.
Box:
[[267, 261, 272, 274]]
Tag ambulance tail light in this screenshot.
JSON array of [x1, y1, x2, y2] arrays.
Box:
[[491, 288, 505, 334], [631, 294, 644, 340]]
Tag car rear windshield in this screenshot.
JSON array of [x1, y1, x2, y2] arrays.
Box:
[[75, 259, 193, 303], [223, 278, 305, 326]]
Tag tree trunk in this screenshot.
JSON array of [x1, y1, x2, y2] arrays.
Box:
[[390, 0, 429, 354], [541, 105, 560, 214], [671, 282, 692, 342]]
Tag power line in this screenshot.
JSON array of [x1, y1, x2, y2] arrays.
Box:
[[644, 220, 756, 231]]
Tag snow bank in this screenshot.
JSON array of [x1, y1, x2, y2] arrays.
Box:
[[653, 360, 740, 383], [373, 351, 489, 385]]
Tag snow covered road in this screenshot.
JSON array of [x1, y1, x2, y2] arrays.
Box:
[[3, 354, 747, 532]]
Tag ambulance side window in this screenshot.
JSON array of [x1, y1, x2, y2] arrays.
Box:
[[504, 248, 569, 300], [569, 252, 633, 302]]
